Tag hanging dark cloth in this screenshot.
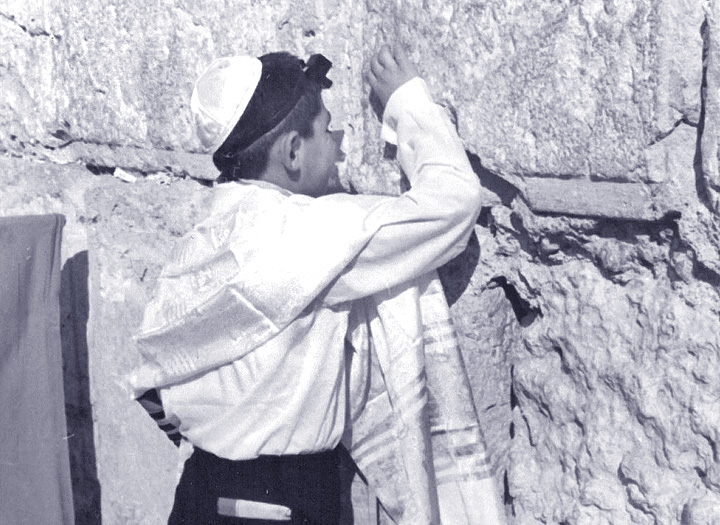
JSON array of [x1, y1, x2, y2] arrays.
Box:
[[0, 214, 75, 525]]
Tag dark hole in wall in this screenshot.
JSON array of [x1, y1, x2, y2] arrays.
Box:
[[509, 366, 519, 411], [503, 470, 515, 512], [477, 206, 494, 229], [509, 365, 518, 443], [60, 251, 101, 525], [489, 276, 540, 327], [692, 259, 720, 287], [85, 164, 115, 176]]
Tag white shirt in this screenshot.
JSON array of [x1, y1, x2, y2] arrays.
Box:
[[159, 77, 483, 459]]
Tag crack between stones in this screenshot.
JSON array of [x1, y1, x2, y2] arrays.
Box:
[[693, 15, 714, 211], [2, 139, 215, 186], [501, 205, 720, 293], [649, 118, 694, 147], [0, 12, 61, 39]]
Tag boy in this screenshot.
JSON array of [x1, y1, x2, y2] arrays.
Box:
[[130, 45, 486, 524]]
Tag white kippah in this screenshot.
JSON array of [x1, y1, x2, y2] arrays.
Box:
[[190, 56, 263, 154]]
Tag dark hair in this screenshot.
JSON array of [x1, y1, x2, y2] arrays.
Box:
[[214, 53, 323, 182]]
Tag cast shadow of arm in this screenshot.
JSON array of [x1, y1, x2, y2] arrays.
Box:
[[439, 151, 519, 306]]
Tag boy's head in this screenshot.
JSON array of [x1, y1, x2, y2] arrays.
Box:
[[191, 52, 343, 197]]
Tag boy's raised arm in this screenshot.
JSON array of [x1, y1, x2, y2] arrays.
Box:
[[324, 45, 485, 304]]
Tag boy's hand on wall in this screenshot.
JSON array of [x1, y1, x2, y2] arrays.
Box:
[[366, 45, 419, 107]]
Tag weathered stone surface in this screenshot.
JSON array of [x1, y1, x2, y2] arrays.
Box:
[[511, 268, 720, 523], [3, 0, 720, 524], [682, 492, 720, 525], [1, 0, 706, 191], [450, 195, 720, 523], [364, 0, 704, 184]]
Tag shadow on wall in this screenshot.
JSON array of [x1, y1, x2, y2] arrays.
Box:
[[466, 151, 519, 208], [60, 251, 102, 525], [438, 151, 519, 306], [438, 229, 480, 307]]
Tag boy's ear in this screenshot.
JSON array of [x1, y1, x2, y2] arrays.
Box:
[[278, 131, 303, 174]]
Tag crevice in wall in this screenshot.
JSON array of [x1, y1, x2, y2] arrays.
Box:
[[551, 345, 571, 375], [650, 117, 688, 146], [694, 16, 714, 212], [510, 366, 519, 411], [0, 12, 61, 39], [503, 471, 515, 513], [85, 164, 115, 176], [505, 365, 517, 515], [509, 365, 518, 441], [489, 276, 540, 327], [507, 204, 696, 285], [3, 138, 216, 183]]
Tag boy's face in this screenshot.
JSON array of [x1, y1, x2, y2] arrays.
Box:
[[298, 98, 344, 197]]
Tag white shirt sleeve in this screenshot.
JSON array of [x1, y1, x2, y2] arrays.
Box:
[[323, 77, 483, 305]]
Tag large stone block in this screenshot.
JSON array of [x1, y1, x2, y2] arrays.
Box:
[[363, 0, 704, 184], [509, 264, 720, 523]]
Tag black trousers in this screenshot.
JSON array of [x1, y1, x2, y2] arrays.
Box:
[[167, 446, 342, 525]]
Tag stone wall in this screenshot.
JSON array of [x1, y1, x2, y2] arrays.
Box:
[[2, 0, 720, 523]]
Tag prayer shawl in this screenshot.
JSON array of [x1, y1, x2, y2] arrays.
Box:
[[346, 273, 504, 524], [128, 181, 376, 393], [129, 182, 504, 524]]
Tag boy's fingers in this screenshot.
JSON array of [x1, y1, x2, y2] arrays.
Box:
[[376, 45, 397, 70], [393, 44, 410, 68], [370, 55, 384, 76]]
